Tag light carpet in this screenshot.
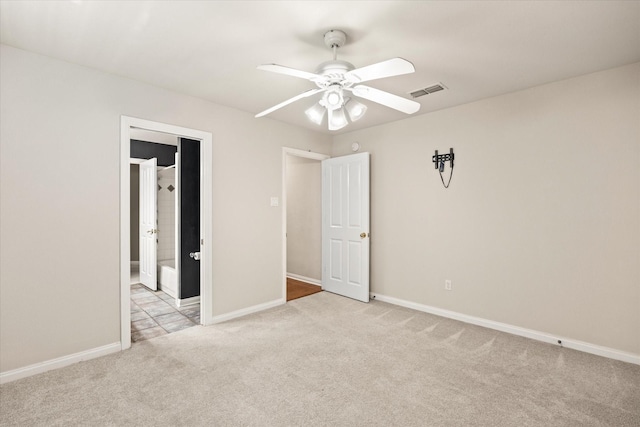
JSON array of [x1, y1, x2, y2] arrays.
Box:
[[1, 292, 639, 426]]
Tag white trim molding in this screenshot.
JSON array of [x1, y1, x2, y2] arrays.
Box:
[[208, 298, 285, 325], [0, 342, 121, 384], [176, 296, 200, 308], [370, 292, 640, 366], [286, 273, 321, 287]]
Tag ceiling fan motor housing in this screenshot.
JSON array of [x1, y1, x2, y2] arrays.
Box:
[[315, 60, 355, 81]]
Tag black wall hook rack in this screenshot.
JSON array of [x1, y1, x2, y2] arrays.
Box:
[[432, 148, 454, 169], [432, 148, 455, 188]]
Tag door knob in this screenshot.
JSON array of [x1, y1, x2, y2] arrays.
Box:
[[189, 251, 201, 261], [360, 232, 368, 239]]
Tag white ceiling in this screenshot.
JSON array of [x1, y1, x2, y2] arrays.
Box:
[[1, 1, 639, 135]]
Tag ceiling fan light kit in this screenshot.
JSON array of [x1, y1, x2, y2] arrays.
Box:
[[256, 29, 420, 131]]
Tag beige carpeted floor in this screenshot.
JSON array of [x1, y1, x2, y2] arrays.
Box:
[[1, 292, 639, 426]]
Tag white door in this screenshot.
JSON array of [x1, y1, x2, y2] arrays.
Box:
[[322, 152, 370, 302], [139, 158, 158, 291]]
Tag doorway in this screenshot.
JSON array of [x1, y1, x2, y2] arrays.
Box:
[[128, 135, 200, 342], [120, 117, 213, 350], [282, 148, 329, 301]]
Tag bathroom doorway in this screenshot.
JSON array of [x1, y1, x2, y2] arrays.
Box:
[[128, 134, 201, 342], [120, 117, 213, 350]]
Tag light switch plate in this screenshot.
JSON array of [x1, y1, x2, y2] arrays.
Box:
[[270, 197, 279, 207]]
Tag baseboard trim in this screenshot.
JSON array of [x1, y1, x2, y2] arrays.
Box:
[[0, 342, 121, 384], [286, 273, 321, 287], [207, 298, 286, 325], [176, 295, 200, 307], [370, 293, 640, 366]]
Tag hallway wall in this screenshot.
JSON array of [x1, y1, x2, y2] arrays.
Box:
[[286, 155, 322, 281]]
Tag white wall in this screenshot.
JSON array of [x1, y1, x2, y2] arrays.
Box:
[[333, 62, 640, 356], [0, 44, 332, 373], [286, 155, 322, 281]]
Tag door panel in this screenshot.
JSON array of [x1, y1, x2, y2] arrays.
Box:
[[178, 138, 201, 300], [348, 241, 362, 285], [348, 163, 362, 227], [330, 239, 343, 280], [322, 152, 370, 302], [139, 158, 158, 291], [329, 165, 343, 226]]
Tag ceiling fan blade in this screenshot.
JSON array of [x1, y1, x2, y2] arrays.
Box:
[[257, 64, 324, 82], [349, 85, 420, 114], [255, 88, 325, 118], [344, 58, 415, 84]]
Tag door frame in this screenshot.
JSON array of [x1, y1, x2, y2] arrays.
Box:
[[281, 147, 330, 300], [120, 116, 213, 350]]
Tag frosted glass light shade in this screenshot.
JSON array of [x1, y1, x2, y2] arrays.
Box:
[[345, 98, 367, 122], [326, 92, 341, 107], [328, 107, 348, 131], [305, 102, 326, 125]]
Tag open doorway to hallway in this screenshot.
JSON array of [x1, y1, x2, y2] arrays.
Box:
[[283, 148, 330, 301]]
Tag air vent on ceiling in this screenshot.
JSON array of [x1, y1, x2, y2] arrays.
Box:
[[409, 83, 446, 99]]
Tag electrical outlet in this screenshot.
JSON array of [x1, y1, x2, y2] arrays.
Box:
[[445, 280, 452, 291]]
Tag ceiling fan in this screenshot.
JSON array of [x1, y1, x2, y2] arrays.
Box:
[[255, 29, 421, 131]]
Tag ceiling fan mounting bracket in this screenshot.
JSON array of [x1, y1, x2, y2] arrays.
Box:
[[324, 29, 347, 49], [316, 30, 353, 85]]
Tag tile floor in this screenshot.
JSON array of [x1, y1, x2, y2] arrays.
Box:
[[130, 265, 200, 343]]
